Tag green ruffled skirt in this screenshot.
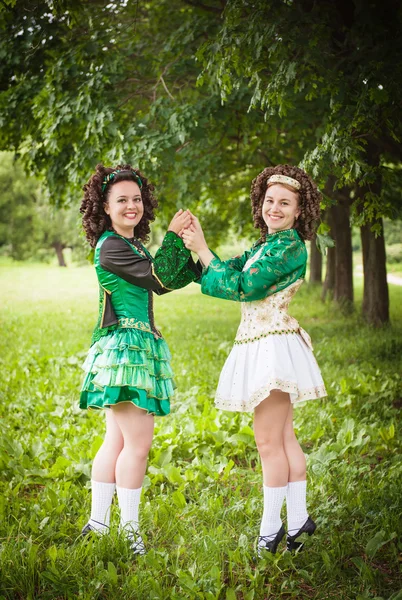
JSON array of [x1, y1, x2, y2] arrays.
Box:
[[79, 328, 174, 416]]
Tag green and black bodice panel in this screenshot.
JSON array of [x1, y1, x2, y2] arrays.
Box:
[[80, 230, 201, 416]]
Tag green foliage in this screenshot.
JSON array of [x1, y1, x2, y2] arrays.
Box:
[[2, 0, 279, 245], [0, 152, 84, 262], [386, 243, 402, 264], [315, 222, 335, 256], [5, 0, 396, 243], [0, 265, 401, 598], [199, 0, 402, 221], [384, 219, 402, 246], [0, 151, 39, 259]]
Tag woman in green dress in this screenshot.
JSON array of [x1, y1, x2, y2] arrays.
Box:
[[182, 165, 326, 555], [79, 163, 200, 555]]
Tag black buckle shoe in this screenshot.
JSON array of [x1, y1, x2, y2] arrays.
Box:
[[257, 524, 286, 556], [286, 516, 316, 552], [81, 520, 109, 537], [127, 531, 146, 556]]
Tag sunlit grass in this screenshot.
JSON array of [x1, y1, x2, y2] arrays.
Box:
[[0, 264, 401, 599]]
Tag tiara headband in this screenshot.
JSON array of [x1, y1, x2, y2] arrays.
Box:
[[267, 174, 301, 190], [101, 169, 143, 193]]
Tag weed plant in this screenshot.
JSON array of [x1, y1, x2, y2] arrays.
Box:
[[0, 265, 401, 599]]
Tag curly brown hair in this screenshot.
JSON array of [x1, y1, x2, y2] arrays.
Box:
[[250, 165, 321, 241], [80, 163, 158, 247]]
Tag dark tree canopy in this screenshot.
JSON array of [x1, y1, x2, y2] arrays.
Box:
[[1, 0, 285, 240]]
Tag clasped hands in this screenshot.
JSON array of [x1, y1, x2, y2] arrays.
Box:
[[168, 209, 206, 253], [168, 209, 214, 267]]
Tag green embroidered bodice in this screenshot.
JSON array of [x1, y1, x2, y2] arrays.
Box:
[[91, 230, 199, 344], [201, 229, 307, 302]]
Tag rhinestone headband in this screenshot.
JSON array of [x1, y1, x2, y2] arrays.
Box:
[[267, 174, 301, 190], [101, 170, 143, 193]]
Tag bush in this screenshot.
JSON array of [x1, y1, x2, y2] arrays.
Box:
[[386, 243, 402, 264]]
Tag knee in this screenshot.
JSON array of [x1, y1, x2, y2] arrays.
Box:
[[102, 434, 124, 456], [283, 428, 297, 447], [255, 436, 283, 460], [125, 440, 152, 462]]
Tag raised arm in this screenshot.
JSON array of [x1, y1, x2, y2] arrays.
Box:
[[153, 230, 201, 290], [100, 210, 201, 292], [99, 236, 166, 290], [200, 236, 307, 302]]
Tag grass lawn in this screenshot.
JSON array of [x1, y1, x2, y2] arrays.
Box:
[[0, 263, 401, 600]]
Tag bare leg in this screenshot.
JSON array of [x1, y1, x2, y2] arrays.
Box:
[[254, 390, 291, 487], [111, 402, 154, 489], [283, 405, 306, 482], [92, 409, 124, 483]]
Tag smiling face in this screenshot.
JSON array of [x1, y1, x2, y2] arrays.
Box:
[[262, 183, 300, 234], [104, 180, 144, 237]]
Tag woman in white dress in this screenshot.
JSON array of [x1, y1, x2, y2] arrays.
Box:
[[182, 165, 327, 554]]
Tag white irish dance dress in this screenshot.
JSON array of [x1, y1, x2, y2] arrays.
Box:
[[200, 228, 326, 412]]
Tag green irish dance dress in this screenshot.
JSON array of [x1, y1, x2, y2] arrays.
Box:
[[80, 230, 200, 416]]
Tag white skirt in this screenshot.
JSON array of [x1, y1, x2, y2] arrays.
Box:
[[215, 332, 326, 412]]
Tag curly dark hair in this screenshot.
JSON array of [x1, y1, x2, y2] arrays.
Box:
[[250, 165, 321, 241], [80, 163, 158, 247]]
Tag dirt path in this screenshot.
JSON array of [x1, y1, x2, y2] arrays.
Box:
[[354, 265, 402, 286], [387, 274, 402, 286]]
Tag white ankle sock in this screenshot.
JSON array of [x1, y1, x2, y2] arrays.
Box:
[[286, 480, 309, 535], [89, 480, 116, 532], [116, 486, 142, 534], [259, 485, 287, 542]]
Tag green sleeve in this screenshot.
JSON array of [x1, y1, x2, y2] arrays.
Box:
[[153, 231, 201, 289], [221, 249, 251, 271], [201, 237, 307, 302], [193, 248, 251, 287]]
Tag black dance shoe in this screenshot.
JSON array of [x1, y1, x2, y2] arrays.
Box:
[[81, 519, 109, 537], [286, 516, 316, 552], [127, 531, 146, 556], [257, 524, 286, 556]]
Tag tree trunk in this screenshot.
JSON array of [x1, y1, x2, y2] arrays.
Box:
[[321, 206, 335, 301], [309, 235, 322, 284], [322, 245, 335, 301], [321, 178, 354, 309], [359, 142, 389, 326], [332, 196, 353, 308], [360, 219, 389, 326], [53, 242, 67, 267]]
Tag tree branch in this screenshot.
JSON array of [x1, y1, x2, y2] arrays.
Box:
[[375, 135, 402, 162], [180, 0, 224, 15], [152, 62, 178, 101], [160, 75, 175, 101], [176, 140, 192, 152]]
